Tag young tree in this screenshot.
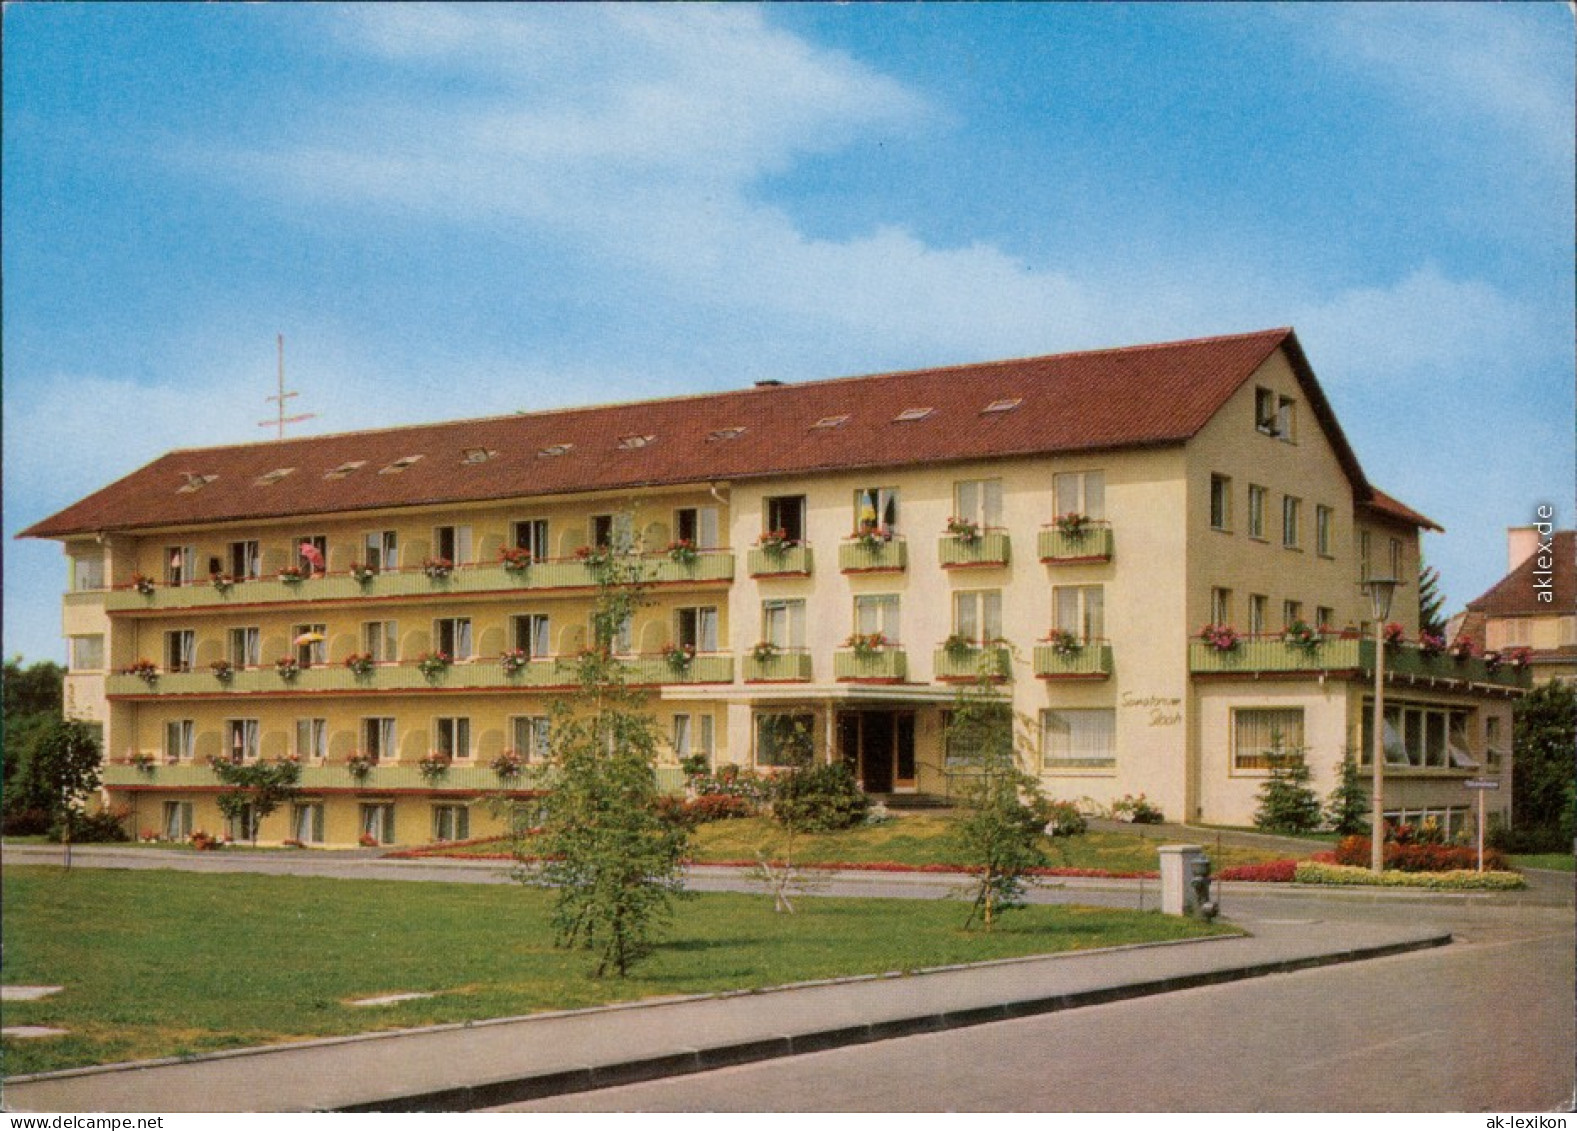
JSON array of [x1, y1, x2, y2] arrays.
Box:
[[1511, 680, 1577, 849], [1325, 751, 1370, 836], [1417, 563, 1447, 638], [947, 679, 1048, 929], [210, 758, 302, 845], [31, 718, 103, 869], [528, 540, 690, 977], [3, 658, 67, 829], [1252, 736, 1322, 834], [751, 716, 863, 913]]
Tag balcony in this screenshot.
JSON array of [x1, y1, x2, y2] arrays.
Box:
[[102, 760, 546, 792], [834, 648, 908, 683], [107, 652, 734, 697], [747, 543, 813, 579], [103, 550, 735, 613], [1037, 524, 1114, 564], [838, 537, 907, 574], [1033, 639, 1114, 680], [743, 650, 814, 683], [1189, 636, 1530, 690], [933, 644, 1012, 682], [937, 531, 1011, 570]]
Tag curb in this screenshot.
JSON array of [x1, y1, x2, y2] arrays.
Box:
[[335, 930, 1451, 1113]]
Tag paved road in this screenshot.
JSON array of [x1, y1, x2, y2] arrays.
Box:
[[496, 896, 1576, 1112]]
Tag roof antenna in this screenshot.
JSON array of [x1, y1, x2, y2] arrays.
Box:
[[259, 333, 316, 440]]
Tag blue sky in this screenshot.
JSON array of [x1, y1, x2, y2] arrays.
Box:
[[4, 3, 1572, 663]]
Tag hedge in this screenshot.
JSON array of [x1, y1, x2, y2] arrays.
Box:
[[1294, 861, 1526, 890]]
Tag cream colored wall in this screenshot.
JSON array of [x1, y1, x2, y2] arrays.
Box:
[[1195, 680, 1351, 824], [62, 539, 111, 729]]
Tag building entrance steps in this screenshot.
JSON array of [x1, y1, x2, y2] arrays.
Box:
[[2, 916, 1449, 1113]]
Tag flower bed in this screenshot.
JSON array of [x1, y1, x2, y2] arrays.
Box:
[[1216, 859, 1299, 883], [1294, 861, 1525, 890], [1326, 835, 1505, 873]]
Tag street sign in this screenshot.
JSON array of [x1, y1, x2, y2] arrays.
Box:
[[1463, 778, 1501, 790]]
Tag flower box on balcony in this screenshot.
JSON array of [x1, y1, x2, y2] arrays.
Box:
[[938, 530, 1011, 569], [1038, 523, 1114, 564], [748, 542, 813, 578], [838, 537, 907, 574], [1033, 639, 1113, 679], [743, 650, 813, 683], [834, 648, 908, 683], [934, 644, 1011, 682]]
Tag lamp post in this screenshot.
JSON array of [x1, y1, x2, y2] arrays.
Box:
[[1363, 576, 1401, 874]]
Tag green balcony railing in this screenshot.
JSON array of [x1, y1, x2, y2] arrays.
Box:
[[1033, 640, 1113, 679], [933, 645, 1012, 681], [838, 538, 907, 574], [1037, 524, 1114, 564], [747, 543, 814, 578], [102, 761, 549, 792], [103, 551, 734, 613], [834, 648, 908, 682], [937, 531, 1011, 569], [742, 650, 813, 682], [1189, 637, 1530, 689], [108, 653, 733, 697]]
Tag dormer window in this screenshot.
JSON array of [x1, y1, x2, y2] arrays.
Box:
[[461, 448, 496, 465], [379, 455, 423, 474], [982, 398, 1021, 414], [538, 443, 574, 458], [325, 461, 366, 480], [617, 434, 656, 450], [811, 415, 849, 430], [708, 427, 746, 442], [894, 407, 934, 423], [177, 473, 218, 494], [254, 467, 295, 487]]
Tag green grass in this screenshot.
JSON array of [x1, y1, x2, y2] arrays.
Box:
[[418, 814, 1310, 872], [1, 864, 1235, 1076], [1509, 853, 1576, 872]]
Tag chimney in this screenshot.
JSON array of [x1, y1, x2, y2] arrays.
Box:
[[1507, 526, 1541, 573], [754, 379, 784, 389]]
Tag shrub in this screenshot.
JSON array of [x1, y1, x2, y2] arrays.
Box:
[[1216, 859, 1298, 883], [1038, 799, 1087, 838], [1252, 743, 1322, 834], [48, 806, 131, 844], [1488, 818, 1571, 855], [771, 761, 869, 832], [1330, 835, 1505, 873], [1, 807, 52, 836], [1295, 861, 1525, 890], [656, 792, 757, 830], [1110, 793, 1164, 824]]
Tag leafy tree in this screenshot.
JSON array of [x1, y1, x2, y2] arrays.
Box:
[[750, 717, 862, 913], [947, 678, 1048, 929], [1511, 680, 1577, 849], [1417, 563, 1447, 638], [527, 538, 690, 976], [210, 757, 302, 845], [1324, 751, 1370, 837], [3, 658, 67, 822], [1252, 737, 1322, 834], [31, 718, 103, 869]]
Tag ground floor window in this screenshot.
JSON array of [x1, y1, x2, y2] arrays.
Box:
[[1041, 709, 1116, 771], [162, 801, 193, 840], [360, 803, 396, 845], [225, 802, 258, 842], [1232, 707, 1305, 771], [432, 804, 470, 843], [943, 705, 1013, 768], [672, 713, 714, 765], [1360, 701, 1474, 769], [756, 712, 815, 767], [291, 802, 325, 844], [1385, 806, 1472, 841]]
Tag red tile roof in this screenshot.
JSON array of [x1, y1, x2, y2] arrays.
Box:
[[1467, 530, 1575, 617], [21, 327, 1391, 539], [1360, 487, 1444, 533]]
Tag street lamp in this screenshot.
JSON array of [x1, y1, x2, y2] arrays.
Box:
[[1363, 575, 1402, 874]]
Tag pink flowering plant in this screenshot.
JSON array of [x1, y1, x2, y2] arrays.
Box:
[[1417, 631, 1446, 659], [945, 516, 981, 544], [1198, 624, 1240, 653]]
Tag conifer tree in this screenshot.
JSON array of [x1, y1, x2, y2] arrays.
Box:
[[1252, 735, 1322, 834]]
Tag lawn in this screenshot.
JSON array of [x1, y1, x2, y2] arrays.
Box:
[[406, 814, 1310, 874], [1, 865, 1236, 1076], [1509, 853, 1576, 873]]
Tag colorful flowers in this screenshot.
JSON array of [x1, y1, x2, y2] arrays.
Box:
[[1054, 512, 1093, 539], [1449, 636, 1477, 662], [1281, 620, 1323, 653], [499, 648, 531, 675], [123, 659, 160, 684], [662, 641, 698, 672], [274, 656, 301, 681], [277, 565, 305, 583], [942, 633, 978, 658], [418, 752, 452, 782], [348, 561, 378, 585], [575, 545, 611, 567], [490, 749, 525, 780], [343, 652, 376, 676], [130, 573, 156, 596], [1506, 646, 1534, 670], [210, 572, 236, 594], [1382, 622, 1406, 647], [844, 632, 888, 659], [422, 556, 454, 580], [1197, 624, 1240, 653], [416, 651, 452, 679], [129, 751, 156, 773], [851, 525, 892, 550], [1043, 628, 1083, 656], [346, 751, 377, 780], [499, 546, 533, 572], [1417, 631, 1446, 659], [751, 640, 780, 663], [666, 538, 699, 566], [945, 516, 981, 544], [210, 659, 236, 684], [756, 528, 794, 556]]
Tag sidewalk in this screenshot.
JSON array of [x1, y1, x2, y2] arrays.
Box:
[[2, 916, 1449, 1113]]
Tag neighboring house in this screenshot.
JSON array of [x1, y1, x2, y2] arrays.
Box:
[[22, 328, 1526, 846], [1455, 528, 1577, 686]]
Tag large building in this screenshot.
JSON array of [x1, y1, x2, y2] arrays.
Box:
[[1454, 525, 1576, 686], [22, 328, 1526, 847]]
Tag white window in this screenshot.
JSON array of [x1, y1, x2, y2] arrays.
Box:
[[853, 486, 900, 534], [227, 540, 261, 580], [166, 545, 197, 586], [1316, 606, 1335, 631], [359, 803, 396, 845], [1054, 585, 1104, 641], [855, 593, 901, 644], [953, 479, 1004, 528], [1389, 537, 1404, 579], [162, 800, 193, 840], [512, 519, 550, 561], [294, 719, 327, 762], [953, 590, 1003, 644], [433, 717, 471, 760], [165, 630, 195, 673], [1316, 505, 1333, 557], [1283, 497, 1301, 549], [364, 530, 398, 573], [226, 802, 259, 843], [432, 804, 470, 843], [945, 704, 1013, 768], [364, 621, 398, 663], [1248, 595, 1267, 637], [1283, 600, 1303, 628], [1041, 709, 1116, 770], [762, 599, 806, 650], [434, 524, 473, 566], [1362, 703, 1475, 769], [675, 506, 720, 549], [1053, 471, 1105, 521], [512, 716, 551, 762], [1210, 587, 1232, 626], [165, 720, 195, 763], [589, 612, 633, 655], [673, 714, 694, 759], [589, 513, 634, 552], [229, 627, 261, 668], [1247, 485, 1266, 540], [291, 803, 325, 844], [433, 617, 473, 661], [226, 719, 260, 763], [69, 635, 104, 672], [755, 713, 814, 768], [676, 607, 719, 652], [362, 717, 396, 763], [513, 614, 551, 657], [765, 496, 806, 543], [1233, 708, 1304, 771], [293, 623, 327, 668], [1209, 475, 1231, 532], [72, 553, 106, 591]]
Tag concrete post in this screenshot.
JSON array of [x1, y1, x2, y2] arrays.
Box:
[[1158, 844, 1205, 916]]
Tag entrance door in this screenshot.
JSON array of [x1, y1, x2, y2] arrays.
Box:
[[837, 711, 917, 793]]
